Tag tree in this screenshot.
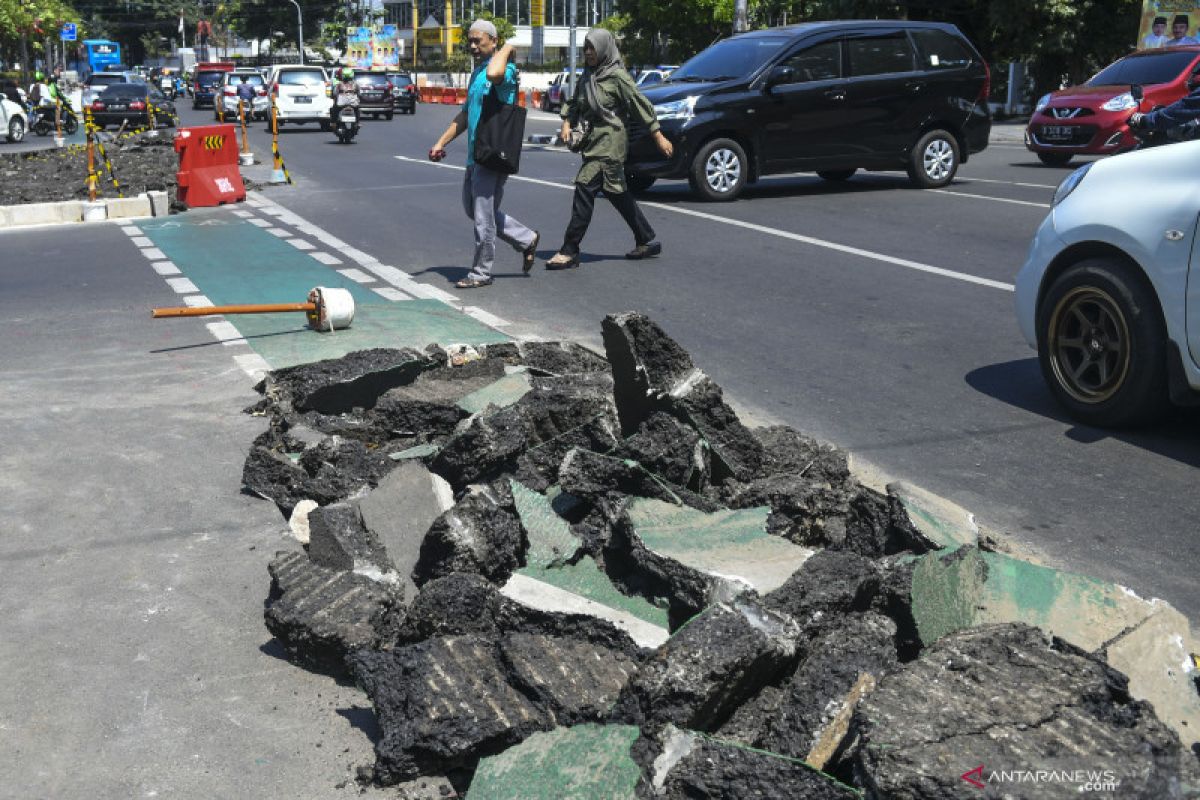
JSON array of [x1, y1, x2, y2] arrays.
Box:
[[457, 6, 516, 46]]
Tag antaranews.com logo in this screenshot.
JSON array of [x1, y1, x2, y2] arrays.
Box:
[[961, 765, 1121, 793]]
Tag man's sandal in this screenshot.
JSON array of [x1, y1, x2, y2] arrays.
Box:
[[523, 231, 540, 274], [455, 276, 493, 289], [545, 253, 580, 270]]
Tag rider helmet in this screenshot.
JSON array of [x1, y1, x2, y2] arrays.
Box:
[[35, 70, 45, 81], [340, 67, 355, 81]]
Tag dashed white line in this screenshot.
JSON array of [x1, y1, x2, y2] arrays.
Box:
[[463, 306, 511, 327], [310, 251, 343, 265], [265, 227, 290, 238], [150, 260, 181, 275], [233, 353, 271, 381], [372, 287, 412, 302], [166, 277, 199, 294], [140, 247, 167, 260], [205, 320, 248, 346], [929, 189, 1049, 209], [130, 236, 154, 247], [339, 245, 379, 265], [114, 219, 136, 227], [247, 218, 272, 228], [285, 238, 316, 251], [337, 268, 375, 283], [231, 209, 254, 218], [120, 225, 143, 236], [183, 295, 214, 308], [392, 155, 1017, 292]]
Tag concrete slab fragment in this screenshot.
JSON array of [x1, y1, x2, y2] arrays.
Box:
[[388, 443, 440, 460], [456, 370, 532, 416], [911, 546, 1158, 652], [466, 724, 642, 800], [627, 497, 814, 601]]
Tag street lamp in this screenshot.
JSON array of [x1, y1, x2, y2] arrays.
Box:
[[286, 0, 304, 64]]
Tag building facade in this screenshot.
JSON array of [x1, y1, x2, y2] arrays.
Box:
[[382, 0, 615, 63]]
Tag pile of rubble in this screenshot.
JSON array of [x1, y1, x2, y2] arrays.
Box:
[[243, 313, 1200, 798]]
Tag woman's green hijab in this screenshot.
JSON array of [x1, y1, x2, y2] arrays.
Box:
[[583, 28, 623, 123]]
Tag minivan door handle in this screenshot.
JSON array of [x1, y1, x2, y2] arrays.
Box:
[[824, 89, 846, 101], [904, 81, 924, 94]]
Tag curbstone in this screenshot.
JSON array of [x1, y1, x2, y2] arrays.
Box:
[[4, 200, 83, 227], [105, 194, 152, 220], [148, 190, 169, 217]]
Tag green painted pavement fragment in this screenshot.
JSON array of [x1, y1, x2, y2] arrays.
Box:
[[911, 546, 1154, 651], [887, 482, 978, 551], [627, 498, 813, 595], [388, 443, 439, 461], [141, 215, 507, 368], [457, 369, 532, 416], [467, 724, 642, 800], [510, 481, 670, 629]]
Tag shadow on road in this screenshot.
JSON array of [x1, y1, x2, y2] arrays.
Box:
[[966, 357, 1200, 467], [637, 173, 921, 205]]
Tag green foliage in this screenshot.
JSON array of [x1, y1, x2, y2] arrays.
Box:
[[458, 6, 517, 45]]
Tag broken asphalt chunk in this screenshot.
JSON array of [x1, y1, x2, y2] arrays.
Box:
[[257, 347, 431, 415], [412, 486, 526, 587]]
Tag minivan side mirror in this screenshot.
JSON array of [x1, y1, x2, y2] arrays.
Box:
[[1131, 84, 1143, 103], [765, 65, 795, 91]]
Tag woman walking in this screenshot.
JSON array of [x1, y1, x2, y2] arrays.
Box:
[[546, 29, 674, 270], [429, 19, 540, 289]]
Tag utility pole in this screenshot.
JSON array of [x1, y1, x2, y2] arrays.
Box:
[[568, 0, 577, 99], [733, 0, 748, 33], [287, 0, 304, 64]]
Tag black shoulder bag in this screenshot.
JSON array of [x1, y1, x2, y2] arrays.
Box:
[[474, 76, 526, 175]]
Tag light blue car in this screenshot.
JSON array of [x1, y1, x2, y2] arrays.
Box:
[[1015, 143, 1200, 426]]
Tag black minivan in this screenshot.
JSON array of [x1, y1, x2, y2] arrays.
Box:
[[628, 21, 991, 200]]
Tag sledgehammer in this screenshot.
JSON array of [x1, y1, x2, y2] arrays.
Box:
[[151, 286, 355, 332]]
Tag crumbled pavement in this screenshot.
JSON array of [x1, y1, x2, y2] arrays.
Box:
[[239, 313, 1200, 798]]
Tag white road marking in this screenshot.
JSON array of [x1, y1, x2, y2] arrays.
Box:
[[372, 287, 412, 301], [166, 277, 199, 294], [130, 236, 153, 247], [265, 227, 290, 238], [114, 219, 136, 228], [150, 260, 181, 275], [339, 245, 379, 265], [183, 295, 214, 308], [929, 189, 1049, 208], [392, 156, 1016, 292], [310, 251, 343, 265], [233, 353, 271, 381], [247, 218, 272, 228], [337, 268, 374, 283], [285, 238, 316, 251], [120, 225, 142, 235], [463, 306, 511, 327], [140, 247, 167, 260], [205, 320, 248, 345], [958, 176, 1057, 190], [231, 209, 254, 218]]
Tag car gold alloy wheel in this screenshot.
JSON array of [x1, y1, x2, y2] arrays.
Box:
[[1047, 286, 1131, 404], [923, 137, 955, 183]]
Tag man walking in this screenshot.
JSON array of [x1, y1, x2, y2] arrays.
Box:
[[429, 19, 539, 289]]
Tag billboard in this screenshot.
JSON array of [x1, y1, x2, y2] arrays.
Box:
[[373, 24, 400, 68], [347, 26, 373, 69], [1138, 2, 1200, 48]]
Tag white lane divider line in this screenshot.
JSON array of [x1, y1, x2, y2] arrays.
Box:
[[392, 155, 1016, 292], [247, 218, 273, 228], [183, 295, 215, 308], [463, 306, 511, 327], [958, 176, 1056, 190], [285, 238, 316, 251], [140, 247, 167, 260], [166, 277, 199, 294], [205, 320, 248, 346], [129, 236, 154, 247], [929, 189, 1049, 209], [120, 225, 143, 236], [340, 245, 379, 265], [233, 353, 271, 381], [150, 260, 181, 276], [231, 209, 254, 218], [373, 287, 412, 302], [265, 227, 291, 238], [310, 251, 343, 266], [360, 262, 462, 306], [337, 268, 375, 284]]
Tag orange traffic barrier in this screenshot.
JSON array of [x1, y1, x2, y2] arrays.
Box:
[[456, 88, 467, 103], [517, 90, 526, 108], [174, 123, 246, 207], [442, 87, 457, 104], [531, 90, 542, 109]]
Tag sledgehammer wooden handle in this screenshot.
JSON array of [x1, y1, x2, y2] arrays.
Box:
[[152, 302, 317, 317]]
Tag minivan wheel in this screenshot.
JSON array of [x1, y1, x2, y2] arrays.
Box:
[[817, 169, 856, 182], [907, 129, 959, 188], [7, 116, 24, 143], [1036, 257, 1168, 427], [1037, 152, 1073, 167], [690, 138, 748, 201]]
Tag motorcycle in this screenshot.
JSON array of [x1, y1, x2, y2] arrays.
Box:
[[1129, 83, 1199, 149], [30, 103, 79, 136], [335, 105, 359, 144], [159, 75, 177, 101]]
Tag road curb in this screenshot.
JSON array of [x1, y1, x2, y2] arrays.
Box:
[[0, 190, 168, 229]]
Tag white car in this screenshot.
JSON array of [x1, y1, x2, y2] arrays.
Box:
[[266, 65, 331, 128], [215, 69, 269, 122], [1, 96, 27, 142], [1015, 142, 1200, 427]]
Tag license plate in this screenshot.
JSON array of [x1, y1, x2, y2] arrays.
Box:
[[1041, 125, 1075, 140], [110, 104, 126, 111], [294, 96, 312, 104]]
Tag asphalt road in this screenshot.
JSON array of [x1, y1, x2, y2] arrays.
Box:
[[215, 99, 1198, 620]]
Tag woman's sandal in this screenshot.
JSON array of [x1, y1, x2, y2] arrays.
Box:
[[523, 231, 540, 274], [545, 252, 580, 271], [455, 276, 493, 289]]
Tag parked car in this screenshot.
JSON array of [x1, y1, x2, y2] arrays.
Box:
[[541, 69, 583, 112], [216, 68, 268, 122], [1025, 46, 1200, 167], [0, 95, 27, 142], [634, 65, 678, 88], [1015, 144, 1200, 426], [353, 70, 395, 119], [81, 71, 144, 108], [626, 21, 991, 201], [191, 61, 234, 109], [89, 83, 176, 130], [386, 71, 418, 114], [267, 65, 332, 128]]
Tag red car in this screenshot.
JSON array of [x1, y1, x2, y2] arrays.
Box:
[[1025, 45, 1200, 166]]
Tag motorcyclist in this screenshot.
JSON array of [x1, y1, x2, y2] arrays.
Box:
[[235, 74, 256, 120], [331, 66, 360, 126], [1129, 67, 1200, 135], [29, 71, 51, 108]]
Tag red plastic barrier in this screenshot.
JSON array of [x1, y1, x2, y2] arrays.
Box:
[[421, 87, 437, 103], [531, 90, 542, 109], [518, 90, 526, 108], [174, 124, 246, 207], [442, 87, 457, 104]]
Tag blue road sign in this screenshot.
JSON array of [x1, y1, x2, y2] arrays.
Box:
[[61, 23, 77, 41]]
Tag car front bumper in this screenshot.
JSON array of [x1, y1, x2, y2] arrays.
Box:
[[1025, 110, 1136, 154]]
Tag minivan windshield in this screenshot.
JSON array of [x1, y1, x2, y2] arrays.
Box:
[[1087, 50, 1197, 87], [669, 36, 789, 82]]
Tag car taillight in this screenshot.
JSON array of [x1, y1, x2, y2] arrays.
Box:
[[385, 81, 393, 92], [92, 100, 105, 110], [979, 59, 991, 104], [256, 88, 266, 96], [272, 83, 279, 96], [130, 100, 146, 110], [224, 87, 235, 95]]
